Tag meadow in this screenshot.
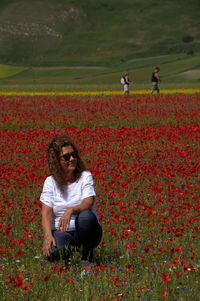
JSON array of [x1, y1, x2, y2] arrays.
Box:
[[1, 53, 200, 90], [0, 92, 200, 300]]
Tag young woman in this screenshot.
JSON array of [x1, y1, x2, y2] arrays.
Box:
[[40, 136, 102, 263]]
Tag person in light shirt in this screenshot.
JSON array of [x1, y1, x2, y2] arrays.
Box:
[[123, 72, 132, 95], [40, 136, 102, 264]]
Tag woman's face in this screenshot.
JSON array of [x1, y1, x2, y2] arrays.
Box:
[[59, 145, 77, 174]]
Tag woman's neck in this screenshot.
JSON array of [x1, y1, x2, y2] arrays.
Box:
[[65, 172, 76, 185]]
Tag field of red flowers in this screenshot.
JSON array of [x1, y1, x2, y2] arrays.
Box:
[[0, 94, 200, 300]]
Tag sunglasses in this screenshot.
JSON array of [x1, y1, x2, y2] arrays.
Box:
[[60, 151, 77, 161]]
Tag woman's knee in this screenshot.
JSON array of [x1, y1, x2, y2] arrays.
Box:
[[78, 209, 96, 219], [76, 210, 98, 228], [75, 210, 103, 248]]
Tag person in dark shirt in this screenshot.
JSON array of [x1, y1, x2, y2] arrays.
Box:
[[151, 67, 161, 94]]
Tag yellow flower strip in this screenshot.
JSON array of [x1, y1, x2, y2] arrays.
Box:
[[0, 89, 200, 96]]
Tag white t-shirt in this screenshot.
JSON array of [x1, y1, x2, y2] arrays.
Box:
[[40, 171, 97, 231]]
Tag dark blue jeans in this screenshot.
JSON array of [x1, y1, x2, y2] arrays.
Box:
[[51, 210, 102, 262]]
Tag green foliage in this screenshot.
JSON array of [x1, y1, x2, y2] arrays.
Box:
[[0, 0, 199, 66], [182, 35, 194, 43]]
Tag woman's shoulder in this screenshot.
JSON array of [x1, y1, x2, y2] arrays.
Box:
[[43, 175, 56, 186], [82, 170, 91, 175], [79, 170, 93, 181]]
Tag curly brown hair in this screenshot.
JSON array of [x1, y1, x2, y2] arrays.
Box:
[[47, 136, 87, 187]]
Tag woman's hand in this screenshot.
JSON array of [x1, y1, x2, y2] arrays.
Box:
[[58, 197, 94, 232], [58, 208, 73, 232], [42, 235, 56, 257]]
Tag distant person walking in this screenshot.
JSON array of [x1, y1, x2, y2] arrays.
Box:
[[151, 67, 161, 94], [121, 72, 131, 95]]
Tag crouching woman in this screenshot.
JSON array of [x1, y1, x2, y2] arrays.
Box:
[[40, 136, 102, 263]]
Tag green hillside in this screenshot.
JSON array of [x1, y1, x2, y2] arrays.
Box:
[[0, 0, 199, 66], [0, 53, 200, 89]]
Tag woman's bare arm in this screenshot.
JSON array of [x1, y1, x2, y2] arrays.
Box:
[[58, 196, 95, 232], [41, 204, 56, 256]]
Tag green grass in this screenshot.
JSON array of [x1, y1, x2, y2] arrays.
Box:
[[0, 0, 199, 66], [0, 0, 199, 89], [0, 65, 28, 79], [0, 53, 199, 89]]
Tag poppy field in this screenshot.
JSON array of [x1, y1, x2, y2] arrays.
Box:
[[0, 93, 200, 300]]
